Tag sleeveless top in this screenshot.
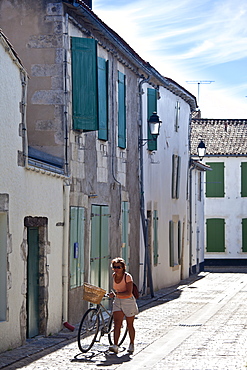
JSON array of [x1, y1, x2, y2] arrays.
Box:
[[113, 272, 133, 299]]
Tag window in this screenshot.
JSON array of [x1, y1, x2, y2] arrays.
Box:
[[70, 207, 85, 288], [241, 162, 247, 197], [206, 162, 224, 197], [118, 71, 126, 148], [242, 218, 247, 252], [0, 212, 7, 321], [169, 219, 181, 267], [153, 210, 159, 265], [71, 37, 98, 131], [147, 88, 157, 151], [98, 57, 108, 140], [121, 201, 129, 264], [172, 154, 181, 199], [206, 218, 225, 252]]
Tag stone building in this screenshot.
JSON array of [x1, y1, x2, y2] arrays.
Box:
[[0, 0, 197, 340]]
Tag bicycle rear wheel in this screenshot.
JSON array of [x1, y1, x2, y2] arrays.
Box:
[[108, 315, 128, 346], [78, 308, 99, 352]]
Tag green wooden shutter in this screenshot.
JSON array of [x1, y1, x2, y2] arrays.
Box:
[[27, 227, 39, 338], [118, 71, 126, 148], [98, 57, 108, 141], [90, 205, 101, 287], [153, 210, 158, 265], [70, 207, 78, 288], [206, 218, 225, 252], [172, 154, 180, 199], [147, 88, 157, 151], [78, 207, 85, 286], [206, 162, 224, 197], [70, 207, 85, 288], [121, 201, 129, 265], [176, 156, 181, 199], [242, 218, 247, 252], [241, 163, 247, 197], [71, 37, 98, 131], [169, 220, 174, 267], [100, 206, 109, 291]]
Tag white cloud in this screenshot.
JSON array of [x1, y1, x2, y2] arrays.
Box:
[[93, 0, 247, 118]]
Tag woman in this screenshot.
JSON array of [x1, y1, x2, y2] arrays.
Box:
[[108, 257, 139, 354]]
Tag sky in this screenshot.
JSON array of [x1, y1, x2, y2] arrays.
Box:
[[93, 0, 247, 119]]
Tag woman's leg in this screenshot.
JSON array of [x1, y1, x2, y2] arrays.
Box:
[[126, 315, 135, 344], [113, 310, 125, 345]]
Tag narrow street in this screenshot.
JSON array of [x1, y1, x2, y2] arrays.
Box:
[[1, 270, 247, 370]]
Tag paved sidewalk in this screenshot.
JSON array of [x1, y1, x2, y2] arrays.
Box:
[[1, 271, 247, 369]]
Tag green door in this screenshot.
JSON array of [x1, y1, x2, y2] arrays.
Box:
[[27, 227, 39, 338], [90, 205, 109, 292], [206, 218, 225, 252]]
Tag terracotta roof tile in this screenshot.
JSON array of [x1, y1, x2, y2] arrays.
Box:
[[191, 119, 247, 156]]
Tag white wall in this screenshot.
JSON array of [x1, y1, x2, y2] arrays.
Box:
[[0, 37, 64, 352], [140, 83, 191, 291]]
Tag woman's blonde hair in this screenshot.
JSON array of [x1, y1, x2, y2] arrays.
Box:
[[111, 257, 126, 272]]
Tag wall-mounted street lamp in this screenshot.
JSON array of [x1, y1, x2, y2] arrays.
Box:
[[139, 112, 162, 147], [197, 140, 206, 160]]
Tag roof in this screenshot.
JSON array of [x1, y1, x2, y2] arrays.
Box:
[[191, 119, 247, 156], [0, 28, 26, 72], [64, 0, 197, 110]]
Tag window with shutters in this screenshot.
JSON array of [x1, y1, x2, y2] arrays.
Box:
[[172, 154, 181, 199], [118, 71, 126, 149], [205, 162, 224, 197], [147, 88, 157, 151], [206, 218, 225, 252], [98, 57, 108, 141], [71, 37, 98, 131], [70, 207, 85, 288], [241, 162, 247, 197], [169, 219, 181, 267], [242, 218, 247, 252], [0, 212, 7, 321]]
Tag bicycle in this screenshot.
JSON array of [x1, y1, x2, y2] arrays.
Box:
[[78, 283, 128, 353]]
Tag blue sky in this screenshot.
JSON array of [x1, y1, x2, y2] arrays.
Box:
[[93, 0, 247, 118]]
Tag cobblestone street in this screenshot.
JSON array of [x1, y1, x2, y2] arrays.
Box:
[[1, 270, 247, 369]]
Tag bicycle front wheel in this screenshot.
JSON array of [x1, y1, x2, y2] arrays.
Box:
[[78, 308, 99, 352], [108, 315, 128, 346]]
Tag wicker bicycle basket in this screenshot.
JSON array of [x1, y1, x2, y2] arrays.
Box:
[[83, 283, 106, 304]]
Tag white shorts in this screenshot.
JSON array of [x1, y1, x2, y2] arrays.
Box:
[[112, 296, 139, 317]]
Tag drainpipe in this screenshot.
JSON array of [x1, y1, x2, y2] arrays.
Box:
[[20, 70, 28, 167], [139, 75, 154, 298]]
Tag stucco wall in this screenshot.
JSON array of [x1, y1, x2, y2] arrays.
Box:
[[0, 38, 64, 352], [140, 83, 191, 291]]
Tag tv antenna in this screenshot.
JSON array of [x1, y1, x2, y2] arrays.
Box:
[[186, 80, 214, 106]]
